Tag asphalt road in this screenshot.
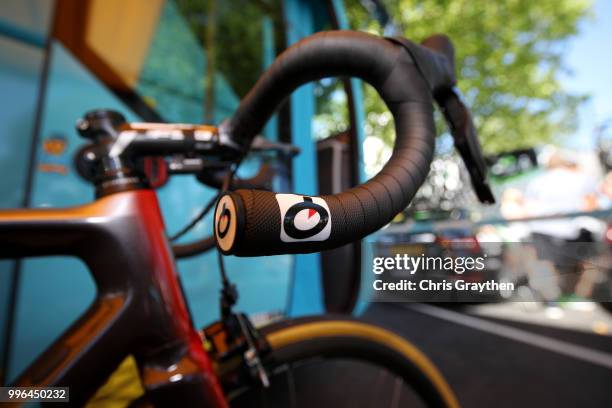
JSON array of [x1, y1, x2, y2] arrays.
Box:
[[361, 302, 612, 408]]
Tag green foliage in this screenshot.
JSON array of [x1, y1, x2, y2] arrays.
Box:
[[345, 0, 592, 154], [314, 79, 351, 139], [174, 0, 283, 99]]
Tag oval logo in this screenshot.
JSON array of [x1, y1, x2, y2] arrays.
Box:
[[217, 203, 231, 239], [276, 194, 332, 242], [215, 195, 238, 251], [293, 208, 321, 230], [283, 197, 329, 239]]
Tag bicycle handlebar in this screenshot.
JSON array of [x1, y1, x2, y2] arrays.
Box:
[[214, 31, 460, 257]]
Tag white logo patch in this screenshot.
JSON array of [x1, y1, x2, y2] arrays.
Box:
[[276, 194, 331, 243]]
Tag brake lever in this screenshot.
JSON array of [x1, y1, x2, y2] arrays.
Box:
[[388, 35, 494, 204], [438, 89, 495, 204]]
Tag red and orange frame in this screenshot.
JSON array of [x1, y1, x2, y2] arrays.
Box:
[[0, 189, 228, 407]]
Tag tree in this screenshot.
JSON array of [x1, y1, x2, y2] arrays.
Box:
[[344, 0, 592, 155]]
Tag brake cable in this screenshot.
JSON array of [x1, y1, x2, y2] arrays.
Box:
[[217, 162, 240, 318], [168, 163, 240, 242], [167, 157, 244, 319], [170, 137, 300, 249], [169, 192, 223, 242], [214, 163, 272, 388]]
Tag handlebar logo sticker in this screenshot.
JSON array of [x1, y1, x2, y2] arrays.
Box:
[[215, 195, 237, 251], [277, 194, 331, 242], [217, 203, 231, 239]]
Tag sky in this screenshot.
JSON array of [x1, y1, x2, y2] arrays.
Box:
[[562, 0, 612, 150]]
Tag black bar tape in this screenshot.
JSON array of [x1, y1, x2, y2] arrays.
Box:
[[214, 31, 448, 257]]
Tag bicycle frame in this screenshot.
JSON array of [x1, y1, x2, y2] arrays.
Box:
[[0, 189, 228, 407]]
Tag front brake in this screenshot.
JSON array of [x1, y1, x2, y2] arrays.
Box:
[[201, 312, 271, 389]]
